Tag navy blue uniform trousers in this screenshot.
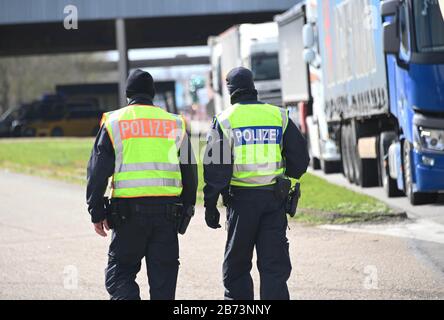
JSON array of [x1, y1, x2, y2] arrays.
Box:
[[105, 205, 179, 300], [223, 188, 292, 300]]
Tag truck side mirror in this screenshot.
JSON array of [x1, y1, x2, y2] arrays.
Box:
[[302, 24, 314, 48], [382, 21, 400, 54], [303, 49, 315, 64]]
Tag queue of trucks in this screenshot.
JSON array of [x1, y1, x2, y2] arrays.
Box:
[[209, 0, 444, 205], [1, 1, 442, 204]]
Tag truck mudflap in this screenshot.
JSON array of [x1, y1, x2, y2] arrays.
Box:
[[412, 150, 444, 192]]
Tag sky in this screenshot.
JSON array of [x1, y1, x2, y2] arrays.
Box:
[[106, 45, 211, 108], [106, 45, 210, 81]]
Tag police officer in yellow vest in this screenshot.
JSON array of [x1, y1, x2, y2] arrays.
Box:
[[87, 69, 197, 300], [203, 67, 309, 300]]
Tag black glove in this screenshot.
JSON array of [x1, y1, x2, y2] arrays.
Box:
[[205, 207, 221, 229]]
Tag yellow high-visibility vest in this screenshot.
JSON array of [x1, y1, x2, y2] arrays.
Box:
[[216, 103, 289, 187], [101, 104, 185, 198]]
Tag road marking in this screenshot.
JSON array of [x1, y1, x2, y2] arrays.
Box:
[[320, 219, 444, 244]]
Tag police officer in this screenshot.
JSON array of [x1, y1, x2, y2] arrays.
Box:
[[203, 67, 309, 300], [87, 69, 197, 300]]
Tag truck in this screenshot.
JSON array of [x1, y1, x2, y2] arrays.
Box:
[[0, 106, 20, 137], [275, 0, 342, 173], [11, 94, 102, 137], [208, 22, 282, 114], [302, 0, 444, 204], [4, 81, 179, 137]]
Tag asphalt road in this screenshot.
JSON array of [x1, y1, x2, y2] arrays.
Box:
[[0, 170, 443, 299], [310, 169, 444, 276]]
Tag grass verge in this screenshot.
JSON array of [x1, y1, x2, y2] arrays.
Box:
[[0, 138, 399, 224]]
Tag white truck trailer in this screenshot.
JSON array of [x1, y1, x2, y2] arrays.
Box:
[[275, 0, 341, 173], [208, 22, 282, 114]]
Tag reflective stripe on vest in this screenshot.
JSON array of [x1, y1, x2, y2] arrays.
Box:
[[102, 104, 185, 198], [113, 178, 182, 189], [216, 103, 289, 187]]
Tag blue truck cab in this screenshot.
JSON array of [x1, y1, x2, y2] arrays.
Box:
[[382, 0, 444, 204]]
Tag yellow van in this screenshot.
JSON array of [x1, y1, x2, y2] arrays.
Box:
[[19, 100, 103, 137]]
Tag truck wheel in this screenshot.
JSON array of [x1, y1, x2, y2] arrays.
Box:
[[311, 157, 321, 170], [351, 123, 379, 187], [345, 125, 356, 183], [380, 132, 403, 197], [307, 132, 321, 170], [348, 124, 360, 184], [23, 127, 36, 137], [359, 159, 379, 187], [51, 127, 64, 137], [403, 140, 437, 205], [351, 123, 367, 186], [341, 125, 350, 178], [321, 160, 341, 174], [12, 125, 23, 137]]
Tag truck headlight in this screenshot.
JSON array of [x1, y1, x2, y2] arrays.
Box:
[[416, 127, 444, 152]]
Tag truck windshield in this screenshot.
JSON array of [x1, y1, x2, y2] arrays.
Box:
[[413, 0, 444, 52], [251, 53, 280, 81]]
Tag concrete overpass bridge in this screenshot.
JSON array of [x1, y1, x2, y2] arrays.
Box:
[[0, 0, 298, 103]]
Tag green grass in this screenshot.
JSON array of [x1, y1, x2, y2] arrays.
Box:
[[298, 173, 390, 215], [0, 138, 394, 224], [0, 138, 94, 184]]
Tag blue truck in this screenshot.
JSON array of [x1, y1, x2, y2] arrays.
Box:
[[302, 0, 444, 205]]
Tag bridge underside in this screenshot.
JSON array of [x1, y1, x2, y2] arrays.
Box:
[[0, 12, 280, 56], [0, 10, 285, 106]]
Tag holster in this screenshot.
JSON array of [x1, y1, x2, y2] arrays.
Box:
[[286, 182, 301, 217], [165, 203, 195, 235], [103, 197, 131, 229], [274, 176, 292, 202], [273, 177, 301, 217]]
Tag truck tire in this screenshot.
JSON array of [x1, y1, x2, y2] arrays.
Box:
[[403, 140, 437, 205], [23, 127, 36, 137], [341, 125, 350, 178], [12, 125, 23, 137], [380, 132, 403, 197], [311, 156, 321, 170], [313, 158, 321, 170], [351, 122, 379, 187], [307, 132, 321, 170], [321, 159, 341, 174], [350, 123, 361, 185], [345, 125, 356, 183], [359, 159, 379, 187]]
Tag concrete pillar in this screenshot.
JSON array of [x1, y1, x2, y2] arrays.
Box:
[[115, 18, 129, 106]]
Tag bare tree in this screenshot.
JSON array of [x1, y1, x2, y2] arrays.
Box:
[[0, 63, 10, 113], [0, 52, 106, 115]]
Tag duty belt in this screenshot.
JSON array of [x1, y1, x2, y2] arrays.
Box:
[[230, 184, 276, 192], [133, 203, 180, 215]]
